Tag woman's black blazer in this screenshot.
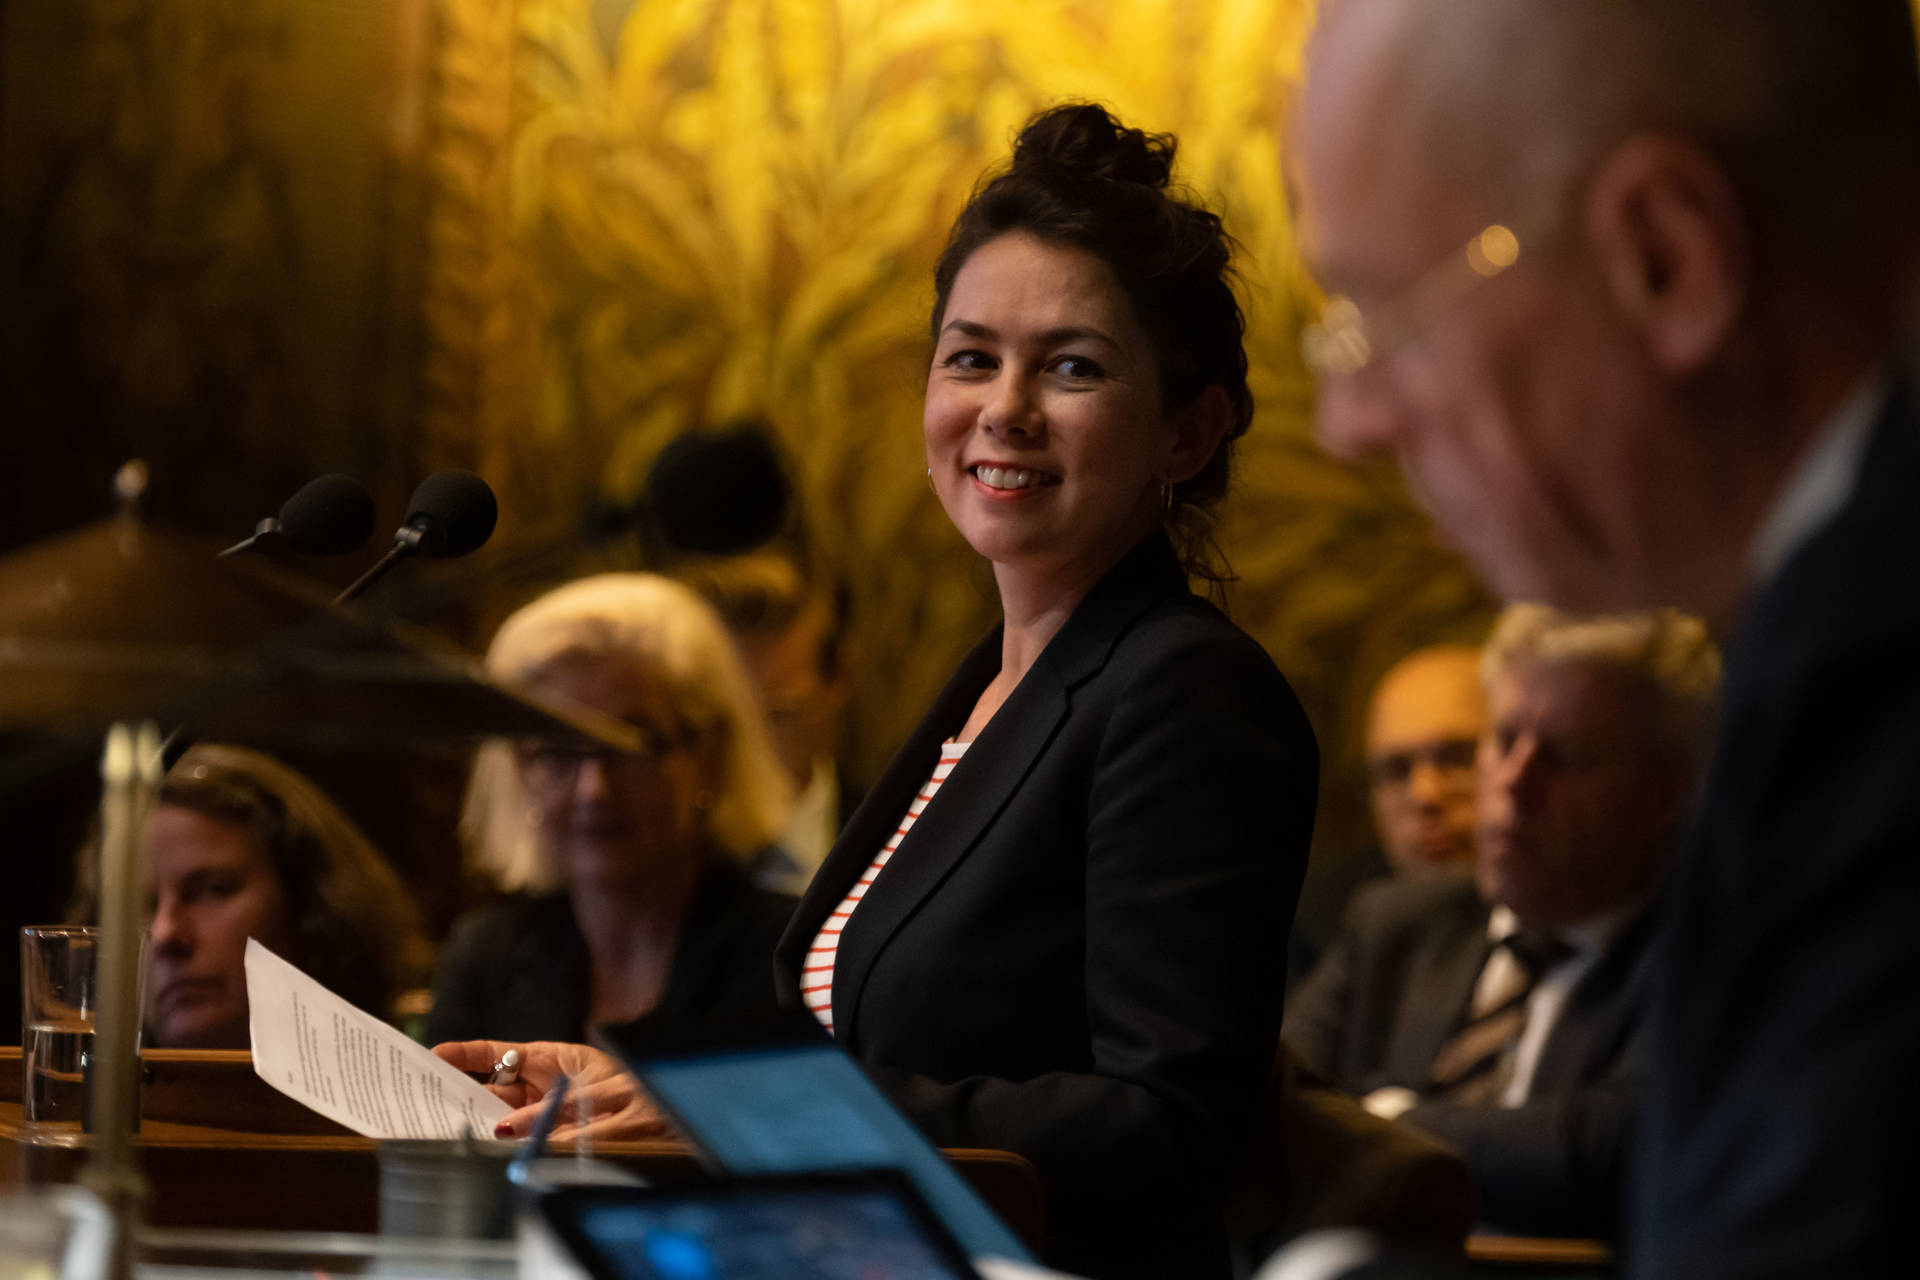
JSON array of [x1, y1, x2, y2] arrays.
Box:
[[774, 534, 1318, 1277]]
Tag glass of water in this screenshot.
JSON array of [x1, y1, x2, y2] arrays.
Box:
[[19, 925, 146, 1140], [20, 926, 99, 1136]]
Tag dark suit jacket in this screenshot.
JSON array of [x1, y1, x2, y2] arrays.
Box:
[[1629, 373, 1920, 1276], [1285, 874, 1655, 1236], [1287, 845, 1391, 994], [426, 859, 796, 1045], [774, 534, 1318, 1280]]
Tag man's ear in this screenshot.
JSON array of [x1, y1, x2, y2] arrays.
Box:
[[1584, 135, 1750, 375], [1163, 384, 1235, 485]]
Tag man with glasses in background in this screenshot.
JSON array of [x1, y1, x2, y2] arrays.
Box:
[[1290, 644, 1484, 987]]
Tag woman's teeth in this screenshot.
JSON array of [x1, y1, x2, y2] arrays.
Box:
[[975, 465, 1048, 490]]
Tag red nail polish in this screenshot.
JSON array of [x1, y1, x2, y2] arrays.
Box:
[[495, 1120, 514, 1137]]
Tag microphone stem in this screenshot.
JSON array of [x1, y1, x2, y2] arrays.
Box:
[[216, 518, 281, 560], [333, 530, 424, 607]]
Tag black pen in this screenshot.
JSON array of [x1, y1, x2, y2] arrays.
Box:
[[506, 1073, 571, 1188]]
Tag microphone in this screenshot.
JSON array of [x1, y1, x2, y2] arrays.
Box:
[[641, 424, 792, 557], [333, 469, 499, 607], [218, 474, 377, 559], [396, 469, 498, 558], [336, 426, 790, 625]]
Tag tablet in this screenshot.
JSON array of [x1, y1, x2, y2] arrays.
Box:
[[596, 1014, 1035, 1264], [537, 1172, 983, 1280]]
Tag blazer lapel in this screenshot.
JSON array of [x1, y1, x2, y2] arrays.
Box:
[[774, 632, 1002, 978], [1391, 894, 1492, 1083], [828, 534, 1190, 1051], [1533, 903, 1660, 1083], [830, 656, 1068, 1050]]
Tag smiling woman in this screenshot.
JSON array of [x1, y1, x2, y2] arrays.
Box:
[[924, 231, 1173, 595], [774, 105, 1317, 1279], [926, 105, 1256, 600]]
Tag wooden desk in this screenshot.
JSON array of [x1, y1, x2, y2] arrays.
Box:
[[0, 1048, 1045, 1250], [1466, 1234, 1615, 1275]]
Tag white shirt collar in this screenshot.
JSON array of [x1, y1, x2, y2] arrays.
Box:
[[1486, 901, 1639, 960], [1744, 373, 1887, 589]]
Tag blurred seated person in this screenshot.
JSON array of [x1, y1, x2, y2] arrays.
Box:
[[1227, 1044, 1475, 1268], [138, 743, 428, 1048], [1284, 605, 1720, 1237], [1290, 644, 1485, 986], [426, 573, 797, 1045], [674, 550, 856, 894]]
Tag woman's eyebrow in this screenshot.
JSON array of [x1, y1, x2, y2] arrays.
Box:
[[939, 319, 997, 342], [1037, 324, 1121, 351], [938, 319, 1122, 351]]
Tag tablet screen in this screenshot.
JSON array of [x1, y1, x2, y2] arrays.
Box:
[[626, 1043, 1033, 1263], [541, 1179, 980, 1280]]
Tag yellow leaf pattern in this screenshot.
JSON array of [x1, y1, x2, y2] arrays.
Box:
[[423, 0, 1500, 861]]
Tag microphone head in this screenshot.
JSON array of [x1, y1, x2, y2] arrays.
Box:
[[277, 473, 376, 556], [643, 424, 791, 557], [405, 469, 498, 558]]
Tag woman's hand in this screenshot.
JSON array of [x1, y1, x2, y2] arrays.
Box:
[[432, 1039, 673, 1143]]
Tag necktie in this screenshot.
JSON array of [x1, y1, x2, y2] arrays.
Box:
[[1425, 930, 1576, 1105]]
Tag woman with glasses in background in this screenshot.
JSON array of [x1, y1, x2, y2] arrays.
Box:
[[425, 573, 797, 1046]]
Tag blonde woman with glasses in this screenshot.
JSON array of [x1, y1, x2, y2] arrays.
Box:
[[425, 573, 796, 1046]]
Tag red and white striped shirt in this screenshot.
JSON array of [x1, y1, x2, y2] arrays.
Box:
[[801, 741, 970, 1034]]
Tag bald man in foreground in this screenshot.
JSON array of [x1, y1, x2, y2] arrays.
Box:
[[1295, 1, 1920, 1273]]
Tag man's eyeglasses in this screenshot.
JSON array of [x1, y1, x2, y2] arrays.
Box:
[[514, 723, 701, 799], [1367, 738, 1479, 790], [1301, 224, 1523, 379]]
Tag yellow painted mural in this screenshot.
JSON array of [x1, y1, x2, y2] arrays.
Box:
[[26, 0, 1917, 870], [422, 0, 1494, 856], [4, 0, 1917, 910]]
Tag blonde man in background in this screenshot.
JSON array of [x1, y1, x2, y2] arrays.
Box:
[[1286, 605, 1718, 1238]]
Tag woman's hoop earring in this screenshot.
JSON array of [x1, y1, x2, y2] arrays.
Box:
[[927, 467, 936, 495], [1161, 480, 1175, 514]]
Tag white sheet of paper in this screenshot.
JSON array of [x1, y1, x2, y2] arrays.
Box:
[[245, 939, 511, 1140]]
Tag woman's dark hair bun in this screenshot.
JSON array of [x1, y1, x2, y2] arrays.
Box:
[[1009, 102, 1175, 191], [932, 101, 1252, 587]]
